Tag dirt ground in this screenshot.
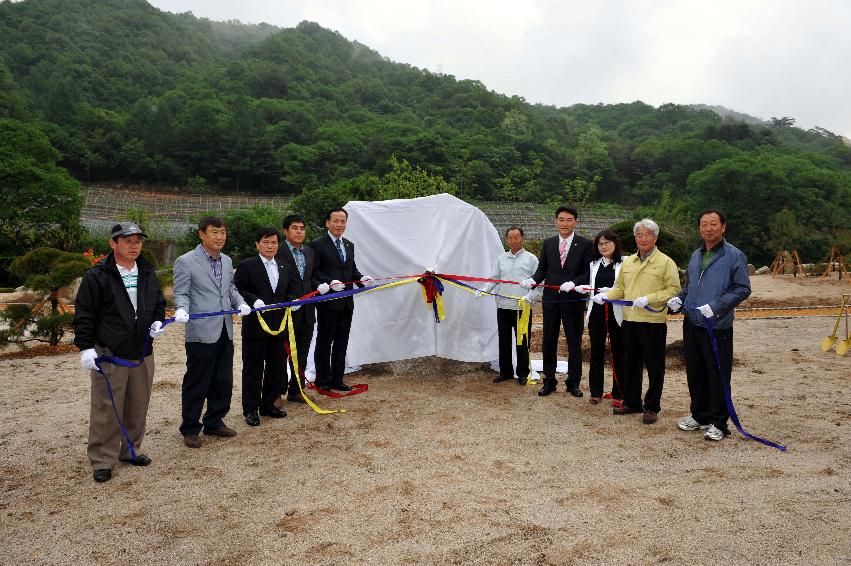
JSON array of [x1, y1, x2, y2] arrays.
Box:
[[1, 275, 849, 565]]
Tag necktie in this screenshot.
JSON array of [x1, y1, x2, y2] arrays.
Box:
[[335, 239, 345, 263], [560, 238, 567, 267]]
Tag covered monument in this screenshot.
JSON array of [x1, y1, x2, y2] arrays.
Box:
[[330, 193, 506, 367]]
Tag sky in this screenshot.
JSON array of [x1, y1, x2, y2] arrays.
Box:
[[148, 0, 851, 139]]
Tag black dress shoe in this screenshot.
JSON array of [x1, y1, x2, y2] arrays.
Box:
[[538, 382, 556, 396], [93, 469, 112, 483], [330, 383, 353, 392], [245, 410, 260, 426], [493, 375, 512, 383], [120, 453, 152, 466], [568, 387, 584, 398], [517, 376, 528, 386], [315, 383, 332, 392], [259, 406, 287, 418]]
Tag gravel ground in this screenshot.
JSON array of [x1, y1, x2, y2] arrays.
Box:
[[0, 275, 849, 565]]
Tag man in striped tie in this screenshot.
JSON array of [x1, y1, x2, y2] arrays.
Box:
[[521, 206, 593, 397], [309, 207, 374, 392]]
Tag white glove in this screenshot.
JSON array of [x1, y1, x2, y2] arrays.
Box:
[[559, 281, 575, 293], [330, 279, 345, 292], [426, 265, 437, 273], [592, 293, 608, 305], [574, 284, 594, 294], [360, 275, 374, 285], [519, 277, 536, 289], [698, 304, 715, 318], [522, 293, 535, 304], [174, 308, 190, 324], [149, 321, 166, 339], [317, 282, 330, 295], [253, 299, 266, 310], [80, 348, 98, 372], [289, 300, 301, 312], [667, 296, 682, 313], [632, 296, 649, 309], [475, 290, 483, 298], [237, 303, 252, 318]]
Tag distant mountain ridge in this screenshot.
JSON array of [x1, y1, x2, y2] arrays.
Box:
[[687, 104, 767, 126]]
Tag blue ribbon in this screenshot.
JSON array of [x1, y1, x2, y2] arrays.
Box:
[[93, 339, 157, 462], [685, 305, 787, 451], [91, 279, 404, 447]]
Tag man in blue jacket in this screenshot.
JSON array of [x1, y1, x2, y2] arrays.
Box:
[[667, 209, 751, 442]]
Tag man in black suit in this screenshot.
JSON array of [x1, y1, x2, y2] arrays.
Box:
[[277, 214, 316, 403], [309, 207, 373, 392], [234, 227, 295, 426], [521, 206, 593, 397]]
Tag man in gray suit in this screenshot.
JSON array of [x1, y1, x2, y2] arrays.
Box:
[[173, 216, 251, 448]]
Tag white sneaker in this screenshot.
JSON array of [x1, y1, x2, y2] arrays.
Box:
[[704, 425, 725, 441], [677, 415, 709, 431]]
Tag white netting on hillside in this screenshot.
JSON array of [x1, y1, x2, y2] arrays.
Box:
[[472, 201, 628, 240], [81, 187, 629, 242], [81, 186, 291, 239]]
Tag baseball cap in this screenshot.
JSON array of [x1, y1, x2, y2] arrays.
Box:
[[110, 222, 148, 239]]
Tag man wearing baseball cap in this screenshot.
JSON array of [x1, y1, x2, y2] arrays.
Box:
[[73, 222, 167, 482]]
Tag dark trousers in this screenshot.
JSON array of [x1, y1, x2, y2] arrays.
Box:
[[542, 305, 584, 388], [180, 324, 234, 436], [286, 320, 313, 398], [314, 308, 353, 387], [241, 334, 285, 414], [587, 304, 624, 399], [621, 321, 667, 413], [684, 321, 732, 432], [496, 308, 532, 379]]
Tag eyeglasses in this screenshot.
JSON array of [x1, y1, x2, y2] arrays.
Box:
[[598, 240, 614, 246]]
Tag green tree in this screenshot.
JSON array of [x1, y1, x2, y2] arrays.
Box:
[[0, 119, 83, 283], [1, 247, 90, 347]]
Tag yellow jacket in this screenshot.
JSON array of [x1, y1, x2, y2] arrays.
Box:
[[606, 248, 681, 323]]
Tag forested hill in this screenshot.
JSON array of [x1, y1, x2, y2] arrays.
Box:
[[1, 0, 850, 264]]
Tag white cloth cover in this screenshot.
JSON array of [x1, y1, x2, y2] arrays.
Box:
[[338, 193, 504, 366]]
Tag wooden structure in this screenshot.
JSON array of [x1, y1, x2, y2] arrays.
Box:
[[771, 250, 806, 277]]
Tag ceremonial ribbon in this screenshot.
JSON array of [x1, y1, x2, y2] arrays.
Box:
[[418, 273, 445, 322], [93, 342, 157, 462], [91, 272, 664, 426], [685, 305, 787, 451]]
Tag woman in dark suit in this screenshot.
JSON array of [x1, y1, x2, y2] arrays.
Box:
[[579, 230, 625, 406]]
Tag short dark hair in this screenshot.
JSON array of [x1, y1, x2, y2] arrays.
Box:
[[199, 216, 225, 232], [698, 209, 726, 225], [591, 230, 623, 263], [505, 226, 524, 238], [326, 207, 348, 221], [555, 206, 579, 220], [283, 214, 305, 230], [255, 227, 280, 243]]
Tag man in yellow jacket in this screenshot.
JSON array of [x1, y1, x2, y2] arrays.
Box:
[[592, 219, 681, 424]]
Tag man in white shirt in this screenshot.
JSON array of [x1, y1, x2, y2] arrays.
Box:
[[234, 227, 293, 426], [478, 226, 540, 385]]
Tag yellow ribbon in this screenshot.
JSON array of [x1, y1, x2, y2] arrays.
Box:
[[257, 308, 344, 414], [516, 298, 531, 346]]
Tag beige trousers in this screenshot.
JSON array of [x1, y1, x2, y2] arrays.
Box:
[[87, 353, 155, 470]]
